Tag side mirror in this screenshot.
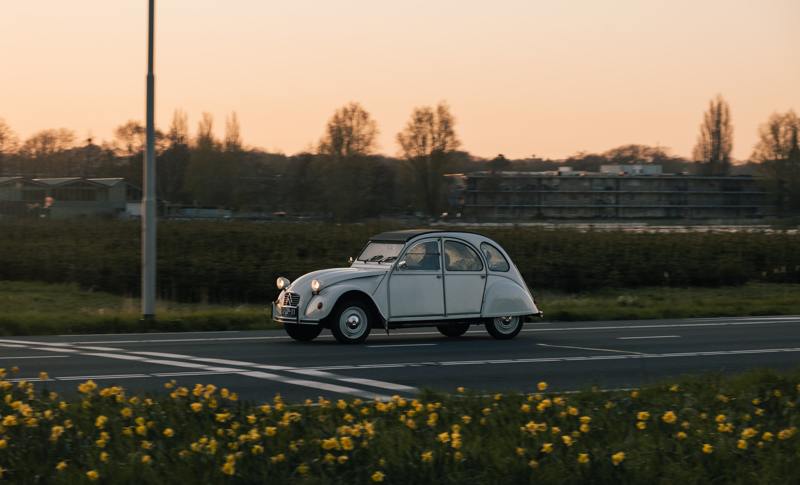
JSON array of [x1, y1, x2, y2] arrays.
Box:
[[348, 256, 354, 264], [397, 260, 407, 270]]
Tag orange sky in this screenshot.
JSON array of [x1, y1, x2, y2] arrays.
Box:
[[1, 0, 798, 160]]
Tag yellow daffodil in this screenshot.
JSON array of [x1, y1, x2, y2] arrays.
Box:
[[702, 444, 713, 454], [371, 471, 385, 482], [86, 470, 99, 481], [578, 453, 590, 464], [55, 461, 67, 472], [537, 381, 548, 391], [737, 440, 748, 450], [422, 450, 434, 462], [611, 451, 625, 466], [541, 442, 553, 454], [662, 411, 677, 424]]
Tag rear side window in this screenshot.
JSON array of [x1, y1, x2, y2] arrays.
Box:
[[444, 241, 483, 271], [481, 243, 510, 272]]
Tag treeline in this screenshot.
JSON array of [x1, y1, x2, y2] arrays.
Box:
[[1, 98, 798, 217], [0, 220, 798, 303]]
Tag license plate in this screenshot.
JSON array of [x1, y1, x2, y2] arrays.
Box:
[[280, 307, 298, 318]]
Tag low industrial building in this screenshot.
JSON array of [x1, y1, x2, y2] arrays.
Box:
[[456, 166, 773, 220], [0, 177, 140, 219]]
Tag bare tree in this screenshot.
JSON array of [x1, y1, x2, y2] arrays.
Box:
[[753, 110, 800, 214], [167, 109, 189, 146], [0, 118, 19, 175], [196, 112, 216, 150], [692, 95, 733, 175], [397, 102, 461, 216], [318, 102, 378, 159], [19, 128, 76, 175], [224, 112, 242, 152]]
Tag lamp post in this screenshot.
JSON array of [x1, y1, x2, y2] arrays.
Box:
[[142, 0, 156, 321]]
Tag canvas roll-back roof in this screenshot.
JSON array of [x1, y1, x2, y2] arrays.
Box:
[[369, 229, 439, 242]]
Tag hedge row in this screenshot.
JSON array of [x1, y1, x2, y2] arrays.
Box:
[[1, 220, 798, 303]]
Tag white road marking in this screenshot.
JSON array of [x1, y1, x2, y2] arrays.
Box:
[[291, 369, 418, 392], [0, 355, 69, 360], [59, 330, 241, 337], [304, 346, 800, 371], [56, 374, 151, 381], [367, 343, 438, 348], [617, 335, 680, 340], [41, 317, 800, 346], [238, 370, 391, 400], [537, 343, 645, 355], [2, 338, 412, 398], [130, 352, 293, 371]]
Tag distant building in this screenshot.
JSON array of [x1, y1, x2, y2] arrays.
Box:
[[456, 166, 774, 220], [0, 177, 141, 219]]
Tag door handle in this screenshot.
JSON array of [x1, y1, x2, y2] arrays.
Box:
[[436, 275, 442, 279], [480, 275, 486, 279]]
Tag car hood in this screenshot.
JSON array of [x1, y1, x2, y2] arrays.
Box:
[[288, 266, 388, 293]]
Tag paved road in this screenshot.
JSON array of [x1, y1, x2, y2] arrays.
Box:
[[2, 315, 800, 402]]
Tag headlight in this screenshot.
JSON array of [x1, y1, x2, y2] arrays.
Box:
[[276, 277, 290, 290], [310, 279, 321, 294]]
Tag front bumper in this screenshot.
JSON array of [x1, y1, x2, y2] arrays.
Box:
[[271, 301, 320, 325]]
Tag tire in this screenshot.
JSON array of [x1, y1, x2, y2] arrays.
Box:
[[329, 299, 373, 344], [484, 316, 523, 340], [437, 323, 470, 337], [284, 324, 323, 342]]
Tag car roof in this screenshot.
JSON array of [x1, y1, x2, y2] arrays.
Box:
[[369, 229, 439, 242], [369, 229, 491, 244]]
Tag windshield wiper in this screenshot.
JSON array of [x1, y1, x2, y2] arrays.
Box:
[[368, 255, 384, 262], [380, 256, 398, 263]]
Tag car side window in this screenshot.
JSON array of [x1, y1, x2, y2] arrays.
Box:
[[481, 243, 510, 272], [402, 241, 441, 271], [444, 240, 483, 272]]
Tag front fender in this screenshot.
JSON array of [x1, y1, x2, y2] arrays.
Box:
[[303, 282, 386, 322], [482, 276, 539, 317]]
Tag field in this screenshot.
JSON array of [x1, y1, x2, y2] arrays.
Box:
[[1, 220, 799, 304], [0, 367, 797, 483], [2, 280, 800, 336]]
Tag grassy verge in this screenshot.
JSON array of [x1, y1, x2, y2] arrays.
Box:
[[0, 368, 798, 483], [539, 283, 800, 321], [0, 281, 272, 336], [1, 281, 799, 336]]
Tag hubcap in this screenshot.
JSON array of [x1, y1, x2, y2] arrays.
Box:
[[340, 307, 368, 339], [493, 316, 520, 334]]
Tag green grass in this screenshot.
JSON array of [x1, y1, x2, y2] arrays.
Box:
[[0, 281, 272, 336], [1, 281, 799, 336], [0, 368, 798, 483], [539, 283, 800, 321]]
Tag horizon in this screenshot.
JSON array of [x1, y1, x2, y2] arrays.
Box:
[[2, 0, 798, 161]]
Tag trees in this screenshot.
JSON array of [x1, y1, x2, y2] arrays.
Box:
[[396, 102, 461, 216], [159, 110, 191, 202], [753, 111, 800, 214], [318, 102, 378, 160], [19, 128, 76, 176], [0, 119, 18, 175], [692, 95, 733, 176]]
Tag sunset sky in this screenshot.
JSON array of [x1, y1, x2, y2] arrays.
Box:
[[1, 0, 798, 160]]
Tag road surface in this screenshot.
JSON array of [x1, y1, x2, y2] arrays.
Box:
[[2, 315, 799, 402]]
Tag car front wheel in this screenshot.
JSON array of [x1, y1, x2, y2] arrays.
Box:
[[284, 324, 323, 342], [437, 323, 470, 337], [329, 299, 373, 344], [485, 316, 522, 339]]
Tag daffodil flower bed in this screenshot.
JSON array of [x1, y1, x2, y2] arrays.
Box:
[[0, 368, 798, 484]]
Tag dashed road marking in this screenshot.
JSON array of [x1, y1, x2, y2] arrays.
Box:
[[537, 343, 645, 355], [617, 335, 680, 340]]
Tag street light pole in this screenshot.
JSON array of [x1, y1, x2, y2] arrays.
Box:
[[142, 0, 156, 321]]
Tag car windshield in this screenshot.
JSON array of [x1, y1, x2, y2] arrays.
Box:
[[357, 242, 403, 263]]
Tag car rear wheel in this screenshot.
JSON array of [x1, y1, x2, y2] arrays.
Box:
[[284, 324, 323, 342], [437, 323, 470, 337], [329, 299, 372, 344], [485, 316, 522, 340]]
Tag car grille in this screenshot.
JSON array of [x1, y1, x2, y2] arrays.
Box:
[[282, 292, 300, 307]]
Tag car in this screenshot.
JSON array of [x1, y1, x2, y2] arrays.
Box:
[[272, 229, 542, 343]]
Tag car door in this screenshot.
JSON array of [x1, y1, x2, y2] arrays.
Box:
[[389, 239, 445, 318], [443, 239, 486, 316]]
